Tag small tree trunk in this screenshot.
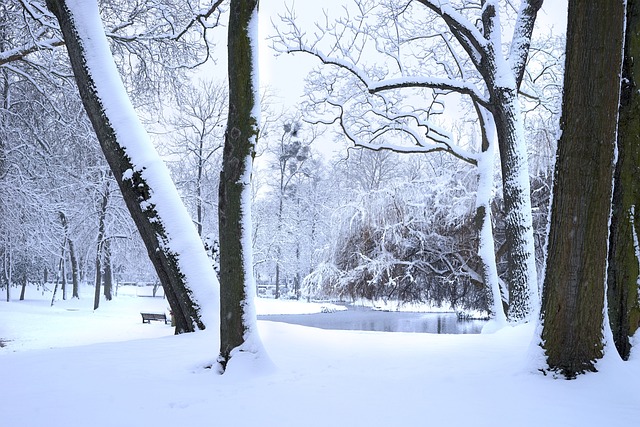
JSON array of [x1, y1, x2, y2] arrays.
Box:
[[19, 272, 26, 301], [103, 238, 113, 301], [94, 178, 109, 310], [475, 104, 507, 324], [51, 254, 64, 307], [61, 257, 67, 301], [93, 242, 102, 310], [69, 239, 79, 299]]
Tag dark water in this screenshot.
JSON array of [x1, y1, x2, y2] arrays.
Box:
[[258, 308, 487, 334]]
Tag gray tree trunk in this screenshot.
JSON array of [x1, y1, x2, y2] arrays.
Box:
[[540, 0, 625, 378]]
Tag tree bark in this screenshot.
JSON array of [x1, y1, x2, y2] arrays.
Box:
[[492, 89, 538, 321], [608, 0, 640, 361], [540, 0, 625, 378], [94, 181, 108, 310], [68, 238, 79, 299], [46, 0, 213, 333], [103, 237, 113, 301], [218, 0, 261, 368]]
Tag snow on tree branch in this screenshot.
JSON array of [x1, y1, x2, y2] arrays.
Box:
[[509, 0, 544, 89]]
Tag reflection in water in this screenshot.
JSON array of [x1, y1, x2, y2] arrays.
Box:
[[259, 308, 486, 334]]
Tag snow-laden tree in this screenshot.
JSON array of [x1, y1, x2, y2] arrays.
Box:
[[261, 117, 318, 298], [217, 0, 266, 370], [45, 0, 218, 334], [540, 0, 625, 379], [303, 150, 487, 310], [274, 0, 545, 322]]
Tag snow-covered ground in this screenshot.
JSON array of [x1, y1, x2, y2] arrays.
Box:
[[1, 286, 639, 427]]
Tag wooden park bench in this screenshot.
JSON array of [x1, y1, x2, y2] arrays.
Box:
[[140, 312, 168, 324]]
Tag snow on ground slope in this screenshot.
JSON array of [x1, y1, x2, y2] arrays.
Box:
[[1, 287, 639, 427]]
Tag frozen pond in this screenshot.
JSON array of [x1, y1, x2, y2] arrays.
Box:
[[259, 307, 487, 334]]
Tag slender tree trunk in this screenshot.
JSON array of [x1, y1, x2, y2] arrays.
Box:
[[51, 251, 64, 307], [218, 0, 262, 369], [103, 238, 113, 301], [94, 178, 108, 310], [61, 256, 67, 300], [46, 0, 216, 333], [69, 239, 79, 299], [608, 0, 640, 361], [196, 140, 204, 237], [5, 243, 11, 302], [19, 272, 26, 301], [475, 104, 507, 324], [93, 241, 102, 310], [540, 0, 625, 378]]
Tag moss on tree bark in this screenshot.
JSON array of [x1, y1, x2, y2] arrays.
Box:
[[608, 0, 640, 361], [540, 0, 625, 378]]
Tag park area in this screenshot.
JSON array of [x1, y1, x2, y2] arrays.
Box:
[[1, 285, 639, 427]]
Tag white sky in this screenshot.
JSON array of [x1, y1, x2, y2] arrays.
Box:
[[257, 0, 569, 108]]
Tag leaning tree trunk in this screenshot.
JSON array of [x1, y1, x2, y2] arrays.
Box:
[[540, 0, 625, 378], [46, 0, 218, 334], [218, 0, 262, 369], [608, 0, 640, 361]]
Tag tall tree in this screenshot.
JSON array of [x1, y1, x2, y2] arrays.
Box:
[[45, 0, 218, 333], [608, 0, 640, 361], [274, 0, 544, 322], [218, 0, 264, 369], [540, 0, 625, 378]]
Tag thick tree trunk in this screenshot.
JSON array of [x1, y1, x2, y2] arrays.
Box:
[[540, 0, 624, 378], [479, 2, 539, 323], [608, 0, 640, 361], [492, 87, 538, 322], [218, 0, 261, 368], [46, 0, 214, 333]]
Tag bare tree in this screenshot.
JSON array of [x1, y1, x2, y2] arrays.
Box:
[[274, 0, 545, 322]]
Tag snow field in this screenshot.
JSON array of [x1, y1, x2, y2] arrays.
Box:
[[1, 288, 639, 427]]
